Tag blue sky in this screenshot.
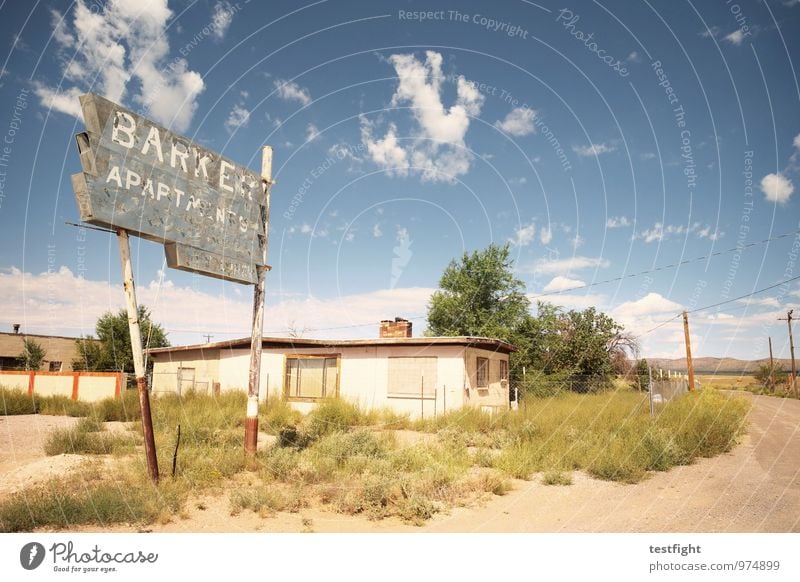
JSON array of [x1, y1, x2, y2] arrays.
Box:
[[0, 0, 799, 359]]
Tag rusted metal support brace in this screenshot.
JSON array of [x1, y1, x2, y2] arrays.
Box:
[[245, 146, 273, 455], [117, 229, 159, 483]]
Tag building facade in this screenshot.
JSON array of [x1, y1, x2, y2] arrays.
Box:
[[147, 319, 515, 418], [0, 327, 93, 372]]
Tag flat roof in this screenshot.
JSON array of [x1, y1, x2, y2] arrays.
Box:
[[146, 335, 517, 355], [0, 331, 95, 342]]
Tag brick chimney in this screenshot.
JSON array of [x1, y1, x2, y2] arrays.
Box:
[[379, 317, 412, 338]]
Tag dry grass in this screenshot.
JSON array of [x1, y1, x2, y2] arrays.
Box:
[[0, 387, 750, 531]]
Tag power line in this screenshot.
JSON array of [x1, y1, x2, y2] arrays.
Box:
[[638, 273, 800, 337], [529, 228, 800, 299]]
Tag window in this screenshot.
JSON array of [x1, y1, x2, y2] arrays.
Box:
[[387, 357, 437, 398], [476, 357, 489, 388], [49, 361, 63, 372], [500, 359, 508, 381], [285, 356, 338, 399]]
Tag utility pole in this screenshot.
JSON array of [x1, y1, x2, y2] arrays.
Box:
[[203, 334, 213, 344], [779, 310, 797, 397], [682, 311, 696, 392], [768, 336, 775, 390]]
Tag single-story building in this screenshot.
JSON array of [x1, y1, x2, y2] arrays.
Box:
[[146, 318, 516, 418], [0, 325, 95, 372]]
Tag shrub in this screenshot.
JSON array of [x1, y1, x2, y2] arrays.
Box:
[[0, 387, 37, 415], [541, 470, 572, 486], [43, 420, 136, 456]]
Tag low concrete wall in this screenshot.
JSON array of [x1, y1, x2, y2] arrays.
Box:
[[0, 371, 123, 402]]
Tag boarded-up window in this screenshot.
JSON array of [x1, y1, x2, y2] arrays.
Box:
[[285, 357, 338, 399], [387, 357, 437, 398], [476, 357, 489, 388]]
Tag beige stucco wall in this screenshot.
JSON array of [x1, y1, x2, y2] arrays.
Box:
[[150, 348, 220, 395], [32, 375, 73, 398], [0, 372, 29, 390], [464, 347, 510, 411], [77, 375, 119, 402], [150, 343, 510, 418]]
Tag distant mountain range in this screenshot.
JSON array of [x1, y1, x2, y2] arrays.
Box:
[[645, 357, 793, 374]]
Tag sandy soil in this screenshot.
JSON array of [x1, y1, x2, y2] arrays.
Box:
[[3, 392, 798, 532]]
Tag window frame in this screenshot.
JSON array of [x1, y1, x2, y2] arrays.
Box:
[[500, 359, 509, 381], [476, 357, 489, 389], [48, 361, 63, 372], [284, 354, 340, 401]]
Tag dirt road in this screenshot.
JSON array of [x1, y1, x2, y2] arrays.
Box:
[[3, 392, 798, 532]]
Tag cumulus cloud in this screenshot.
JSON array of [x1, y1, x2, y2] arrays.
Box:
[[361, 51, 484, 183], [509, 223, 536, 247], [211, 1, 235, 40], [38, 0, 205, 133], [306, 123, 320, 142], [635, 221, 722, 243], [760, 173, 794, 204], [529, 255, 610, 275], [224, 104, 250, 132], [0, 267, 434, 344], [542, 276, 586, 292], [494, 107, 536, 136], [611, 292, 683, 336], [606, 216, 630, 229], [539, 225, 552, 245], [274, 79, 312, 106], [572, 142, 616, 157], [724, 30, 745, 45]]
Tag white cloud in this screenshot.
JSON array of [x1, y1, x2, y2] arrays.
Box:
[[509, 223, 536, 247], [640, 152, 656, 160], [794, 133, 800, 150], [570, 234, 585, 249], [211, 1, 234, 40], [627, 51, 641, 63], [736, 296, 780, 308], [760, 172, 794, 204], [606, 216, 630, 229], [38, 0, 205, 132], [306, 123, 320, 142], [361, 51, 484, 183], [372, 223, 383, 238], [529, 255, 610, 275], [0, 266, 434, 344], [611, 292, 683, 337], [224, 104, 250, 132], [542, 276, 586, 292], [494, 107, 536, 136], [724, 30, 745, 45], [572, 143, 616, 157], [274, 79, 311, 106], [361, 121, 408, 177], [636, 221, 722, 243], [539, 225, 552, 245], [300, 223, 313, 234]]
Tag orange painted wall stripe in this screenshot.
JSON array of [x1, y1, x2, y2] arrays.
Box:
[[114, 373, 122, 399], [71, 373, 80, 401], [28, 372, 35, 396]]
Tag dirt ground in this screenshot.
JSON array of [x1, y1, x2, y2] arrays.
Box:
[[2, 392, 798, 532]]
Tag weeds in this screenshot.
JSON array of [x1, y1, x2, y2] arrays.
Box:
[[44, 417, 137, 456]]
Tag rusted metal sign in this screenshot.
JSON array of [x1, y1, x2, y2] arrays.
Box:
[[71, 93, 267, 284]]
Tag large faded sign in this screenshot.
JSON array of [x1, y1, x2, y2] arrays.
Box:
[[71, 93, 267, 284]]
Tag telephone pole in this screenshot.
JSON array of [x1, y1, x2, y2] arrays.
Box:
[[778, 310, 797, 397], [203, 334, 213, 344], [768, 336, 775, 390], [683, 311, 696, 391]]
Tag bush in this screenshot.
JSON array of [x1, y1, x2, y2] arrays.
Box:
[[0, 387, 37, 415], [44, 419, 136, 456]]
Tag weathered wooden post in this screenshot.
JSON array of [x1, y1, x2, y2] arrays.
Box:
[[117, 229, 159, 483], [245, 146, 273, 455]]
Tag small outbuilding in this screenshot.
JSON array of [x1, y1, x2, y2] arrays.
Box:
[[147, 318, 515, 418]]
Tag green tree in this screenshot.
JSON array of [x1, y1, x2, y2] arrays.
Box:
[[426, 243, 530, 340], [754, 362, 780, 392], [18, 339, 46, 370], [633, 358, 650, 391], [72, 306, 169, 374]]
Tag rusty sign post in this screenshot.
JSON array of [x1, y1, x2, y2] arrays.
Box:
[[70, 93, 272, 480], [117, 229, 159, 483], [245, 146, 272, 455]]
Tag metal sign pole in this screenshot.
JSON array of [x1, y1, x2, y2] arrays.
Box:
[[244, 146, 272, 455], [117, 229, 159, 483]]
